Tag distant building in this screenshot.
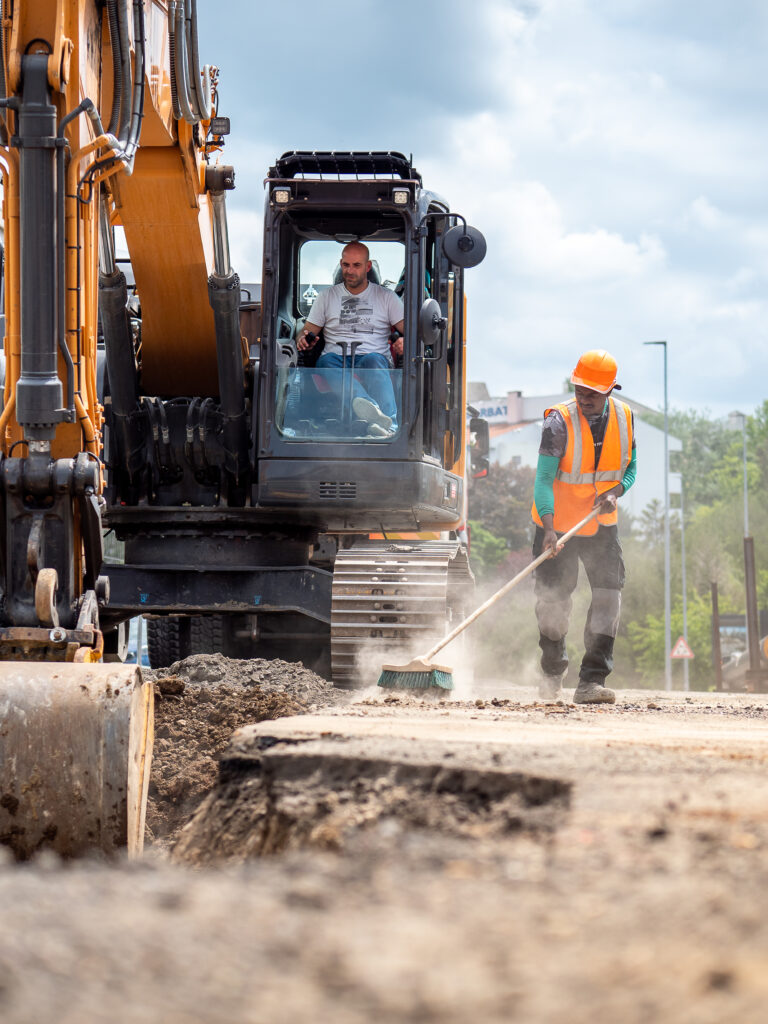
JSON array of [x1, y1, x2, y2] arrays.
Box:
[[468, 384, 681, 522]]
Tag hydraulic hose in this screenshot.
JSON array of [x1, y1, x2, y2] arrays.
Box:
[[0, 0, 7, 146], [56, 133, 75, 416], [123, 0, 146, 166], [79, 1, 144, 181], [170, 1, 196, 125], [105, 0, 123, 136], [167, 1, 183, 121], [169, 0, 212, 124], [0, 0, 4, 101], [114, 0, 133, 146], [187, 0, 213, 120]]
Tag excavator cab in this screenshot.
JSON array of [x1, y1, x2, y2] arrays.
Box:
[[255, 151, 486, 534]]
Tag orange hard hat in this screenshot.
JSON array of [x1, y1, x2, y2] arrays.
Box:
[[570, 349, 620, 394]]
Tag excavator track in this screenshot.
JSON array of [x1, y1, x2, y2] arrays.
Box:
[[330, 540, 474, 687]]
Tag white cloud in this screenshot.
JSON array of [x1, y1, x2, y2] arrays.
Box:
[[494, 180, 666, 280], [422, 120, 666, 285], [685, 196, 725, 231]]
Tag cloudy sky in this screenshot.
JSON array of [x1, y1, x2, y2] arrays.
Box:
[[198, 0, 768, 419]]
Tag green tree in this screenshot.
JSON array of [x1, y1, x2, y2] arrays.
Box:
[[627, 592, 716, 690], [467, 521, 507, 579], [638, 499, 665, 547], [747, 400, 768, 494], [468, 461, 536, 551]]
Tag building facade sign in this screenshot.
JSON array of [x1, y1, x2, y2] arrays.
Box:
[[477, 402, 509, 423]]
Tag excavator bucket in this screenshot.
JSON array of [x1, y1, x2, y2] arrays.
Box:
[[0, 663, 154, 860]]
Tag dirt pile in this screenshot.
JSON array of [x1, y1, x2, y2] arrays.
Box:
[[146, 654, 349, 845]]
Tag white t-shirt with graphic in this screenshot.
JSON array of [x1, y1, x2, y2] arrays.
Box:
[[307, 282, 404, 357]]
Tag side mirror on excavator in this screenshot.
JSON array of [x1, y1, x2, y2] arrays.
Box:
[[469, 415, 490, 478], [418, 298, 447, 362], [442, 224, 487, 269]]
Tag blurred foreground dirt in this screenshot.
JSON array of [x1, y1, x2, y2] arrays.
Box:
[[2, 659, 768, 1023]]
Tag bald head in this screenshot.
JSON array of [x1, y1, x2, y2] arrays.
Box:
[[342, 242, 370, 262], [340, 242, 371, 293]]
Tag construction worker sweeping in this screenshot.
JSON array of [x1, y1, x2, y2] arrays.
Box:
[[377, 349, 635, 695], [531, 349, 637, 704]]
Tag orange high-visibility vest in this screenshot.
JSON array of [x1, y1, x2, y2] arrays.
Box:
[[531, 397, 633, 536]]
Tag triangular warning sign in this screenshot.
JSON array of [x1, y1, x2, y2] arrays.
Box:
[[670, 635, 694, 659]]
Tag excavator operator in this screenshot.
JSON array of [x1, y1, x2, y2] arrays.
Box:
[[297, 242, 405, 436], [530, 349, 637, 705]]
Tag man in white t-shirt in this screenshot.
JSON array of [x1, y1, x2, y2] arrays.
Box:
[[297, 242, 405, 434]]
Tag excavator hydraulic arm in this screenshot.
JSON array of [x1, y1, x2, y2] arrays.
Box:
[[0, 0, 236, 856]]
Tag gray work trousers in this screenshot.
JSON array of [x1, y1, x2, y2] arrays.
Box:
[[532, 524, 625, 684]]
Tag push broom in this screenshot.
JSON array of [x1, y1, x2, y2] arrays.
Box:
[[377, 506, 602, 691]]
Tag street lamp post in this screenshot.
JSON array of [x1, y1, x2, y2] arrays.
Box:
[[732, 411, 753, 662], [645, 340, 672, 691], [740, 412, 750, 661], [741, 412, 749, 537], [735, 412, 764, 688], [680, 481, 689, 691]]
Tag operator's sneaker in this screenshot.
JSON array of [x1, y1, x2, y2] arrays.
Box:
[[538, 674, 564, 701], [352, 397, 392, 431], [572, 680, 616, 704]]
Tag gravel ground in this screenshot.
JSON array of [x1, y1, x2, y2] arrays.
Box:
[[2, 661, 768, 1023]]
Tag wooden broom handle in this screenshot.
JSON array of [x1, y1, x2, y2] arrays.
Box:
[[424, 506, 602, 661]]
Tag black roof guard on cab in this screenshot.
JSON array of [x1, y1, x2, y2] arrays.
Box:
[[269, 151, 421, 183]]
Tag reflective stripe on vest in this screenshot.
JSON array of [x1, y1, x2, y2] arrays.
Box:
[[554, 399, 631, 485]]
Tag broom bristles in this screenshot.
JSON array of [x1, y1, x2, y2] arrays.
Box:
[[377, 656, 454, 691]]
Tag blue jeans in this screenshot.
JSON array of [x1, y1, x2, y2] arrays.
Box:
[[315, 350, 398, 426]]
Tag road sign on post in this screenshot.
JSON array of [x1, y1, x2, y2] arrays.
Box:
[[671, 635, 694, 659]]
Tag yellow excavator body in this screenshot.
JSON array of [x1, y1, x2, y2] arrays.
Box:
[[0, 0, 224, 857]]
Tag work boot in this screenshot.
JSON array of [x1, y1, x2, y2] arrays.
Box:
[[538, 674, 564, 701], [572, 679, 616, 704]]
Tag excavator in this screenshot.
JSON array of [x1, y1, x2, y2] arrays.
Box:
[[0, 0, 488, 859], [129, 149, 489, 685]]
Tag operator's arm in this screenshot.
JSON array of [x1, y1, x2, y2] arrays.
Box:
[[386, 289, 405, 356], [298, 291, 328, 351], [391, 319, 405, 357], [297, 321, 321, 352]]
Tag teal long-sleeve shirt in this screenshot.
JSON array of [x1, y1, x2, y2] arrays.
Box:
[[534, 449, 637, 520]]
